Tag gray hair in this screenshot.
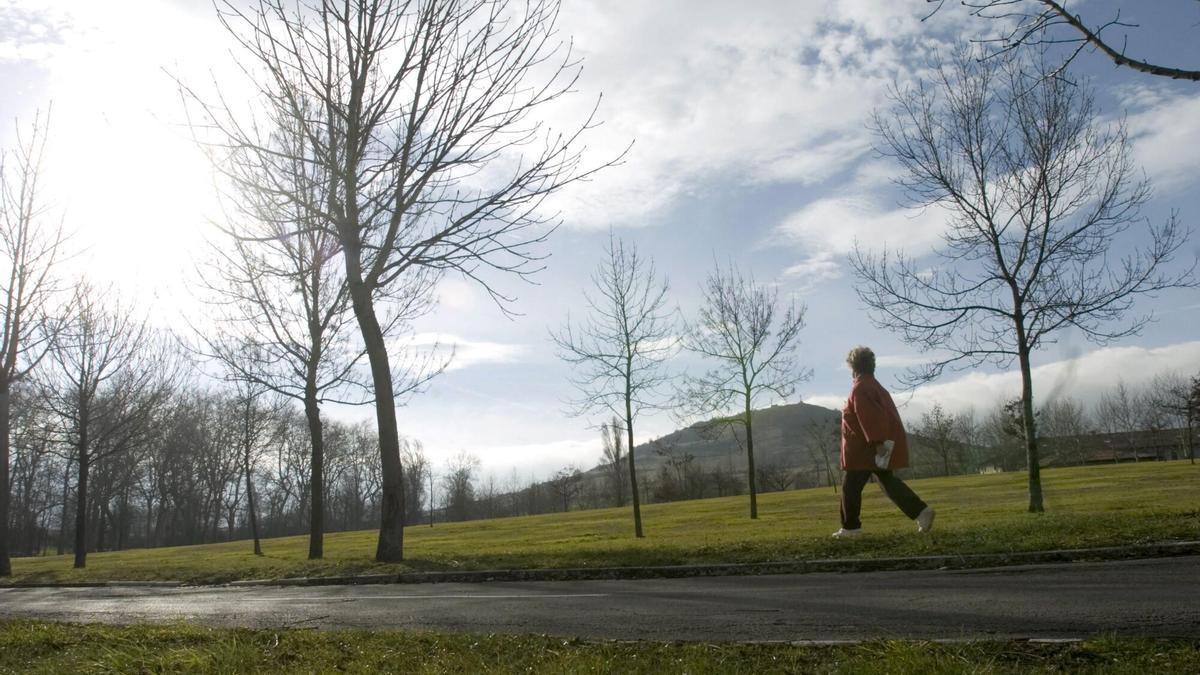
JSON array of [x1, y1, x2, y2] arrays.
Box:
[[846, 346, 876, 376]]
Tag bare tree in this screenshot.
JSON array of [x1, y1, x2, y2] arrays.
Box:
[[195, 85, 446, 559], [599, 416, 626, 507], [755, 463, 796, 493], [189, 0, 610, 562], [0, 112, 69, 577], [400, 438, 429, 526], [40, 288, 174, 568], [678, 262, 809, 519], [547, 466, 583, 512], [1144, 372, 1197, 461], [1190, 374, 1200, 464], [801, 417, 840, 493], [914, 402, 960, 476], [1038, 396, 1090, 465], [442, 451, 480, 522], [1095, 381, 1139, 434], [926, 0, 1200, 82], [229, 381, 281, 555], [855, 51, 1194, 512], [553, 235, 674, 537]]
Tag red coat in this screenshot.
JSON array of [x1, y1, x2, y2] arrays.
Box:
[[841, 374, 909, 471]]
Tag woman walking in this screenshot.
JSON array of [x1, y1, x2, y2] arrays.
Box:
[[833, 346, 934, 538]]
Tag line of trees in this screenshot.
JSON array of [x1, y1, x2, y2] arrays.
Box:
[[4, 378, 432, 560]]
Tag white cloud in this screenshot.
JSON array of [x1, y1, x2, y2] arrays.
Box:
[[436, 278, 480, 312], [875, 353, 932, 369], [803, 341, 1200, 423], [1125, 91, 1200, 195], [409, 333, 530, 371], [468, 437, 600, 485], [541, 1, 955, 229], [782, 251, 843, 289], [894, 341, 1200, 421], [779, 195, 952, 257]]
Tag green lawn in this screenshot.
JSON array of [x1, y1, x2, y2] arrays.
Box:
[[5, 461, 1199, 585], [1, 621, 1197, 674]]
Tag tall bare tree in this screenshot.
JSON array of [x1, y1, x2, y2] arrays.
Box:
[[195, 92, 444, 560], [855, 51, 1194, 512], [677, 263, 809, 519], [0, 113, 69, 576], [553, 235, 674, 537], [927, 0, 1200, 82], [189, 0, 608, 562]]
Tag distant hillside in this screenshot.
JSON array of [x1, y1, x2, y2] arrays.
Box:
[[586, 401, 842, 477]]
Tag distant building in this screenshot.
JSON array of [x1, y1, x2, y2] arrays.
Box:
[[1041, 428, 1194, 466]]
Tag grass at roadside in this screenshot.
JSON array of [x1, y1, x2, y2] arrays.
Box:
[[6, 461, 1199, 585], [1, 621, 1197, 674]]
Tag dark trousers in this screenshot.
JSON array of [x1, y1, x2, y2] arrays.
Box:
[[840, 470, 927, 530]]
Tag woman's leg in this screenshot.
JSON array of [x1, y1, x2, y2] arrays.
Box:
[[840, 470, 873, 529], [873, 471, 927, 520]]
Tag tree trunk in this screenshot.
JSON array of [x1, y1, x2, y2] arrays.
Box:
[[73, 443, 89, 569], [744, 395, 758, 520], [57, 463, 70, 556], [303, 389, 325, 560], [244, 452, 262, 556], [624, 385, 643, 538], [0, 382, 10, 576], [95, 499, 106, 553], [344, 259, 406, 562], [1017, 342, 1044, 513]]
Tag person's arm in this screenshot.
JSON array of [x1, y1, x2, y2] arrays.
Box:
[[852, 388, 891, 449]]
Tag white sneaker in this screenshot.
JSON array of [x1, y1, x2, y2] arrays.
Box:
[[916, 506, 935, 533], [831, 528, 862, 539], [875, 440, 895, 469]]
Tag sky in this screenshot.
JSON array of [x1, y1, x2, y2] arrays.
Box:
[[2, 0, 1198, 484]]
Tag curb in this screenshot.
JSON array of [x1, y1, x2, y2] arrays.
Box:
[[5, 541, 1197, 590], [223, 540, 1200, 588], [2, 580, 185, 589]]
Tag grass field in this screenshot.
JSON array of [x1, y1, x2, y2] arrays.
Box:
[[5, 461, 1199, 585], [1, 621, 1197, 674]]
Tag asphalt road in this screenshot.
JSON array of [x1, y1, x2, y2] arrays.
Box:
[[2, 556, 1198, 642]]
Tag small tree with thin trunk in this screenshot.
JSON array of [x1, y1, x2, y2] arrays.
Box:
[[677, 262, 810, 519], [0, 112, 68, 577], [189, 0, 611, 562], [553, 234, 674, 538], [229, 381, 281, 556], [854, 50, 1194, 512]]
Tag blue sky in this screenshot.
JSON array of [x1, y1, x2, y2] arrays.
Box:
[[2, 1, 1198, 482]]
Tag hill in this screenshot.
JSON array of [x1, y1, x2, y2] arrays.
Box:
[[579, 402, 841, 489]]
